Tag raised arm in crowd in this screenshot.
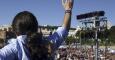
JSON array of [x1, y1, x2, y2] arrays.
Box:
[[0, 0, 74, 60]]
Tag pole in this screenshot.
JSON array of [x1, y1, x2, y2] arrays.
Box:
[[94, 17, 99, 60], [95, 30, 98, 60], [80, 30, 82, 48]]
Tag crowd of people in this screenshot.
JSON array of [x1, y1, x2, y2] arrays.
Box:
[[55, 45, 115, 60]]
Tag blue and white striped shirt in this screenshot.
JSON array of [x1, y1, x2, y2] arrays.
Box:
[[0, 27, 68, 60]]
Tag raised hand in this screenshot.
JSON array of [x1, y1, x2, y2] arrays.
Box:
[[62, 0, 74, 11]]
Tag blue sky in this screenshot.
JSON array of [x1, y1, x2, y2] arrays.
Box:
[[0, 0, 114, 28]]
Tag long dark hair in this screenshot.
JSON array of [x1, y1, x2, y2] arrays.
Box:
[[12, 11, 51, 60]]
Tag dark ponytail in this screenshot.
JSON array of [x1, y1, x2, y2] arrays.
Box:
[[27, 32, 43, 60], [27, 32, 52, 60]]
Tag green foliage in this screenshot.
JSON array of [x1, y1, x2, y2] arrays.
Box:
[[72, 26, 115, 45], [65, 36, 77, 45], [108, 26, 115, 45]]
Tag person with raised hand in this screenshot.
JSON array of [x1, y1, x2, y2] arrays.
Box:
[[0, 0, 74, 60]]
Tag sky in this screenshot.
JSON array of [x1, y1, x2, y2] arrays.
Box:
[[0, 0, 115, 28]]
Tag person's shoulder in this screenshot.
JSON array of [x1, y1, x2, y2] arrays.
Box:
[[0, 39, 17, 54], [7, 38, 17, 44]]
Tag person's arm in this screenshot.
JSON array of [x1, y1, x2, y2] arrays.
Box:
[[62, 0, 74, 31], [48, 0, 74, 51]]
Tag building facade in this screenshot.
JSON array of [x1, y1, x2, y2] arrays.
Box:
[[0, 25, 77, 37]]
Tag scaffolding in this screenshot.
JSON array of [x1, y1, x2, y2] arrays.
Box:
[[76, 11, 108, 60]]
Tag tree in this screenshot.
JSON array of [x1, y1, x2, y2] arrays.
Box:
[[108, 26, 115, 45], [65, 36, 76, 45]]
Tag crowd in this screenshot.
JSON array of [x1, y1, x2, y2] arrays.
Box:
[[55, 45, 115, 60]]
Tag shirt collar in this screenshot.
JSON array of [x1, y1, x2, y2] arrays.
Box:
[[17, 35, 27, 44]]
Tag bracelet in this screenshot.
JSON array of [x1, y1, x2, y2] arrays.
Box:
[[65, 10, 72, 13]]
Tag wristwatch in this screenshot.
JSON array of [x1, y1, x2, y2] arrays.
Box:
[[65, 10, 72, 13]]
